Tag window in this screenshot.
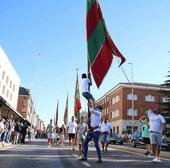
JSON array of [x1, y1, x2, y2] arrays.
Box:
[[6, 90, 9, 98], [145, 95, 155, 102], [112, 109, 119, 118], [127, 108, 137, 116], [2, 85, 5, 94], [10, 81, 12, 88], [112, 95, 120, 104], [12, 84, 15, 92], [6, 76, 9, 84], [127, 93, 137, 101], [2, 71, 5, 80], [10, 93, 12, 101]]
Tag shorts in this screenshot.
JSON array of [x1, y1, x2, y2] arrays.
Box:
[[100, 133, 110, 144], [48, 133, 53, 139], [150, 132, 162, 145], [78, 138, 84, 145], [143, 137, 150, 144], [82, 92, 94, 101], [69, 133, 75, 140]]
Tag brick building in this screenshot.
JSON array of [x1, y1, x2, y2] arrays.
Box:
[[96, 82, 167, 135]]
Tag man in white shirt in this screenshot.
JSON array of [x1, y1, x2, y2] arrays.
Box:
[[67, 116, 77, 150], [80, 103, 102, 163], [147, 109, 166, 162], [81, 73, 95, 105], [100, 116, 112, 152]]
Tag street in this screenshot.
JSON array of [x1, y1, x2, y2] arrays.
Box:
[[0, 139, 170, 168]]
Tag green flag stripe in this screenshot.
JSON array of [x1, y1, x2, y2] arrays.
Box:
[[87, 20, 106, 64], [86, 0, 95, 13]]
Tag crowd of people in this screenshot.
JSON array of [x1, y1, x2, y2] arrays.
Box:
[[0, 115, 38, 146]]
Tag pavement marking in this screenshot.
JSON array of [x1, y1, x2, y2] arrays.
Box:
[[0, 154, 74, 158], [114, 148, 170, 162], [81, 161, 91, 167], [72, 154, 91, 167]]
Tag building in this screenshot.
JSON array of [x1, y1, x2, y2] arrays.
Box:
[[17, 87, 45, 130], [96, 82, 167, 135], [0, 46, 22, 120], [17, 87, 35, 125]]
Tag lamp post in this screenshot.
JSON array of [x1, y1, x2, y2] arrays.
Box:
[[128, 63, 134, 135]]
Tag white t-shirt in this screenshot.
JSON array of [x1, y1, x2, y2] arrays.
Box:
[[82, 78, 90, 93], [90, 107, 101, 132], [147, 112, 166, 133], [100, 121, 112, 133], [68, 122, 77, 134]]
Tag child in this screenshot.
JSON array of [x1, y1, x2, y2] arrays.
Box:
[[81, 73, 95, 105], [75, 117, 88, 159]]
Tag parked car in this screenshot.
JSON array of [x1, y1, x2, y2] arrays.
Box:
[[161, 137, 170, 151], [110, 133, 124, 145], [131, 130, 170, 151], [131, 131, 144, 147]]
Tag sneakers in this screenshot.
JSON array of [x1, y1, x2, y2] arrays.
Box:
[[96, 159, 102, 163], [144, 151, 150, 156], [152, 157, 161, 162], [79, 158, 88, 161]]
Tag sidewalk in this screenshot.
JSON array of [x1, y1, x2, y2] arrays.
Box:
[[0, 142, 13, 149], [110, 144, 170, 160]]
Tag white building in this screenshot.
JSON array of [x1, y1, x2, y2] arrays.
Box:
[[0, 46, 20, 110]]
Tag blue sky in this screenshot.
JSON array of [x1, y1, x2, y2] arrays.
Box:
[[0, 0, 170, 126]]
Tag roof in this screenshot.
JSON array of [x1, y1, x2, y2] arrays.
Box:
[[19, 87, 30, 95]]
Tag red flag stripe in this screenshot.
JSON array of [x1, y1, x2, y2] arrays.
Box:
[[91, 40, 113, 87], [86, 0, 101, 41]]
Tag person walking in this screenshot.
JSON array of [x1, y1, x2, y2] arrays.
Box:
[[139, 115, 151, 156], [75, 116, 88, 159], [147, 109, 166, 162], [100, 116, 112, 152], [80, 103, 102, 163]]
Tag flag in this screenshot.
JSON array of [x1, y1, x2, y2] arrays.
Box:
[[64, 93, 68, 125], [74, 72, 81, 123], [54, 115, 56, 126], [56, 100, 59, 126], [86, 0, 126, 87]]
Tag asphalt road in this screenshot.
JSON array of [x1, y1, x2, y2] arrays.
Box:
[[0, 139, 170, 168]]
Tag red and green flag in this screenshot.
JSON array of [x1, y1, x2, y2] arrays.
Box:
[[64, 93, 68, 125], [55, 100, 59, 126], [86, 0, 126, 88], [74, 72, 81, 123]]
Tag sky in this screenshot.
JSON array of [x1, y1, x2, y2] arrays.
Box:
[[0, 0, 170, 127]]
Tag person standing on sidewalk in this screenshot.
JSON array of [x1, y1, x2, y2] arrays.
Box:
[[147, 109, 166, 162], [80, 103, 102, 163], [100, 116, 112, 152], [46, 119, 54, 148], [67, 116, 77, 151], [139, 115, 151, 156]]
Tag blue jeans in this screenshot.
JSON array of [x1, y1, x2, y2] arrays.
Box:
[[83, 131, 101, 160], [82, 92, 94, 101]]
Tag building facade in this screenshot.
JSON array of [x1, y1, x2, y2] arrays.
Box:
[[0, 46, 23, 120], [0, 46, 20, 109], [17, 87, 35, 124], [97, 82, 167, 135]]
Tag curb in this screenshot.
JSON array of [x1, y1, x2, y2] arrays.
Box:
[[110, 144, 170, 160]]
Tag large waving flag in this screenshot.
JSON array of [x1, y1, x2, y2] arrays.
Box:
[[56, 100, 59, 126], [74, 72, 81, 123], [64, 93, 68, 125], [86, 0, 126, 88]]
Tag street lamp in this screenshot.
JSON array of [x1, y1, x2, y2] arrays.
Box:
[[128, 63, 134, 135]]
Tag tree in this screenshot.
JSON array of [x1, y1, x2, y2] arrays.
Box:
[[159, 70, 170, 137]]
